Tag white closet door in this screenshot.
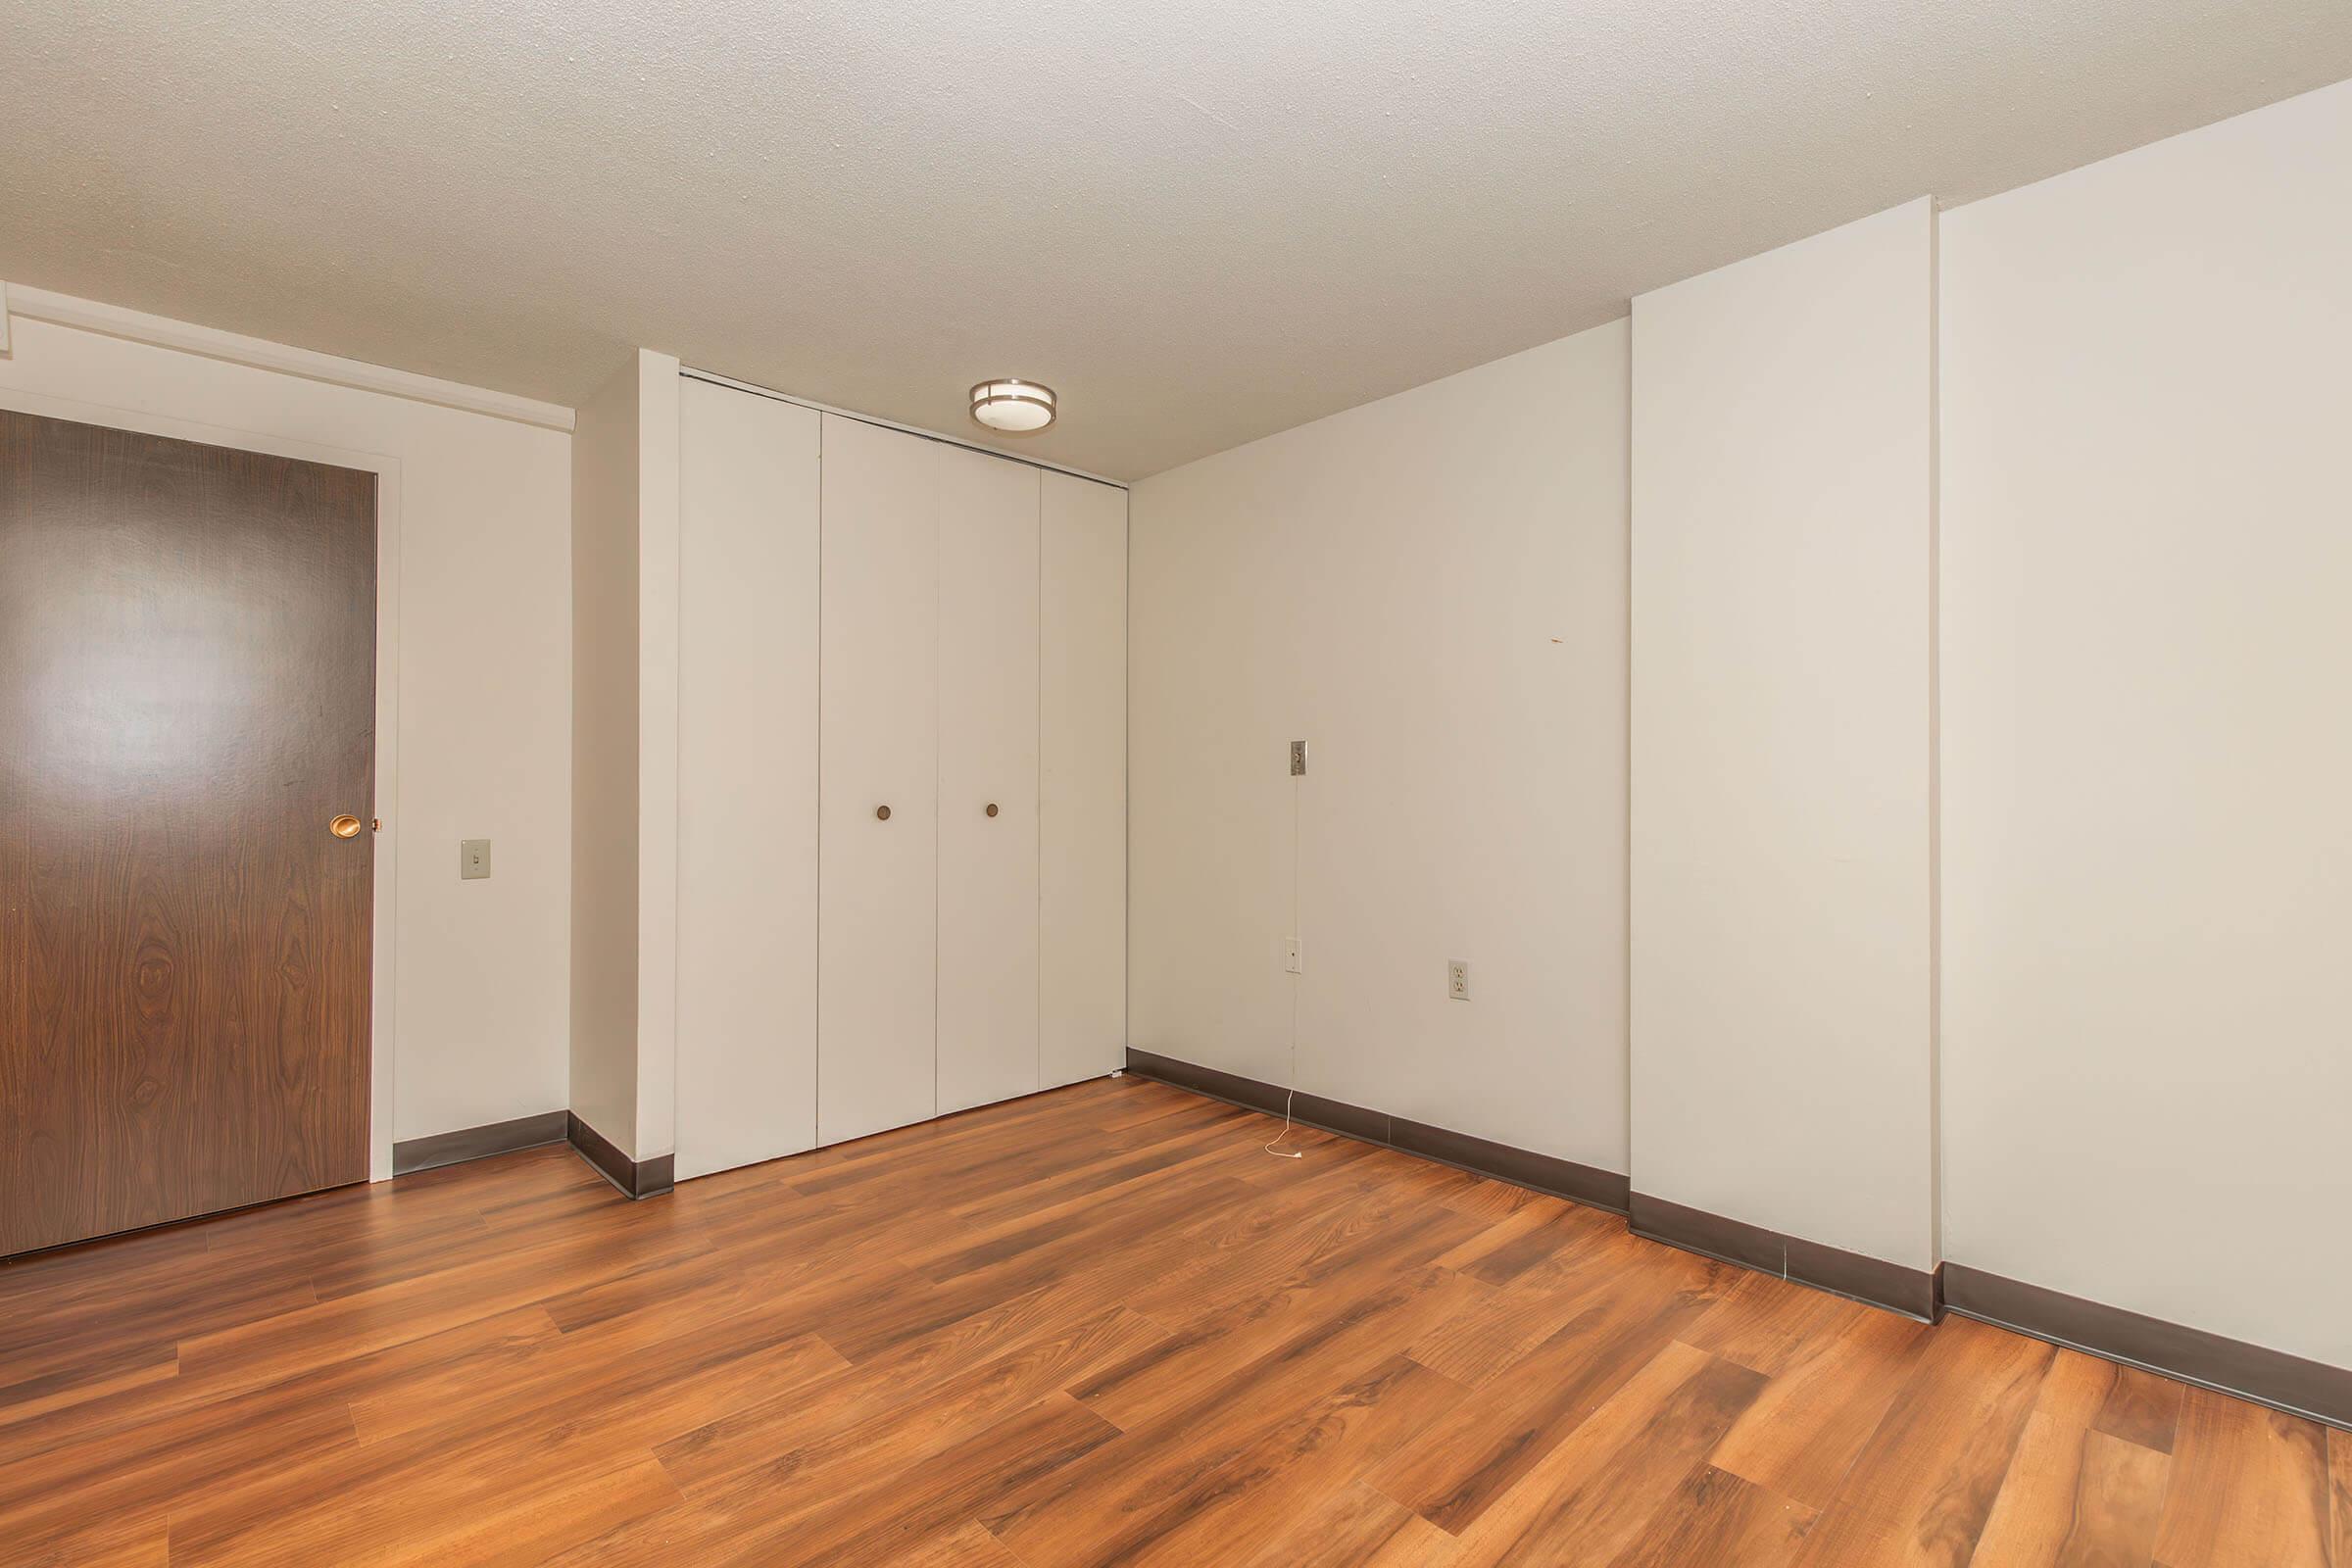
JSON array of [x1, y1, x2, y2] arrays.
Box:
[[936, 447, 1042, 1114], [818, 414, 939, 1145], [676, 380, 819, 1181], [1040, 472, 1129, 1087]]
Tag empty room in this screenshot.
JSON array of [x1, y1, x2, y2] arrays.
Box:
[[3, 2, 2348, 1563]]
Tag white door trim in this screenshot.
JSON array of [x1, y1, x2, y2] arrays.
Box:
[[0, 383, 406, 1181]]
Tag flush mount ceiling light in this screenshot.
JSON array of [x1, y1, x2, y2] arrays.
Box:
[[969, 378, 1056, 434]]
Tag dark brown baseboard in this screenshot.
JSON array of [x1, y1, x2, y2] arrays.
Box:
[[1628, 1191, 1942, 1322], [564, 1112, 674, 1200], [1122, 1049, 1629, 1213], [1125, 1052, 1924, 1318], [1942, 1263, 2350, 1432], [392, 1110, 569, 1176], [1123, 1050, 2350, 1424]]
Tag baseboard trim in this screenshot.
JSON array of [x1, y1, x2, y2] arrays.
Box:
[[564, 1112, 675, 1200], [1942, 1263, 2350, 1432], [1628, 1191, 1942, 1323], [391, 1110, 569, 1176], [1122, 1049, 1630, 1214]]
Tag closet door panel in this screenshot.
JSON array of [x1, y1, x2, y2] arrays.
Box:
[[676, 380, 820, 1180], [818, 415, 939, 1145], [936, 448, 1042, 1114], [1040, 473, 1129, 1088]]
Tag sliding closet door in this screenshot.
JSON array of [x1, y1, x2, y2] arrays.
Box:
[[674, 380, 819, 1181], [936, 448, 1043, 1114], [1040, 472, 1129, 1087], [818, 415, 939, 1145]]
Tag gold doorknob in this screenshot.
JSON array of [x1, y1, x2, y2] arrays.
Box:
[[985, 803, 1000, 817], [330, 814, 365, 839]]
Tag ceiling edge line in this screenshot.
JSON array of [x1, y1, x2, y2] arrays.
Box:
[[1, 284, 577, 433], [679, 366, 1128, 490]]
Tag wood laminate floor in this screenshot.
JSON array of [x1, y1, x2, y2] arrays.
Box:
[[2, 1076, 2345, 1566]]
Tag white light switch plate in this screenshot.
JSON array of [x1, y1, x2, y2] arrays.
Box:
[[460, 838, 492, 880]]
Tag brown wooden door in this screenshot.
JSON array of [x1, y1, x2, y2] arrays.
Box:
[[0, 410, 376, 1256]]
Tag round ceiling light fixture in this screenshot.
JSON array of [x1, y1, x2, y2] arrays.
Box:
[[970, 378, 1057, 434]]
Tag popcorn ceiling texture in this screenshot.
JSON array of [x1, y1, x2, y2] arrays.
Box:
[[7, 0, 2348, 476]]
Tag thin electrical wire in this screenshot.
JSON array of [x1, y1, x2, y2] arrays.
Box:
[[1267, 764, 1303, 1158]]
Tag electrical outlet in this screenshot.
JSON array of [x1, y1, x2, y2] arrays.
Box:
[[460, 839, 492, 880], [1290, 740, 1307, 777], [1447, 959, 1470, 1001], [1284, 937, 1302, 974]]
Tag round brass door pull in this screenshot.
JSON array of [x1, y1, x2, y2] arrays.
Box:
[[985, 803, 1000, 817], [330, 814, 364, 839], [875, 805, 892, 821]]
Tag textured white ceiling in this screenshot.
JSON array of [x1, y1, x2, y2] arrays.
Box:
[[8, 2, 2349, 476]]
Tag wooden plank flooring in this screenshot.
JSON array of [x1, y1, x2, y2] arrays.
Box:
[[0, 1076, 2342, 1566]]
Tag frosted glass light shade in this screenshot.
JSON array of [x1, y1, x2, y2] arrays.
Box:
[[970, 379, 1056, 432]]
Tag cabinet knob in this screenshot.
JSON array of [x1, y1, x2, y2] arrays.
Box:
[[985, 803, 1000, 817], [875, 805, 892, 821]]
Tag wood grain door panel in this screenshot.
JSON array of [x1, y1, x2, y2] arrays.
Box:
[[0, 410, 374, 1256]]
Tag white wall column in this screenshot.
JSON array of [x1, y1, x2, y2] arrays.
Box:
[[569, 347, 681, 1165], [1629, 199, 1939, 1277]]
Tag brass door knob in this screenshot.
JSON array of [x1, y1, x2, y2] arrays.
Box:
[[330, 814, 364, 839], [875, 805, 892, 821], [985, 803, 1000, 817]]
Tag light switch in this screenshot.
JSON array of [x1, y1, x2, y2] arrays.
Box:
[[460, 838, 492, 880]]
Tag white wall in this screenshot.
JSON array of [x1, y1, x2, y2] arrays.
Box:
[[1629, 201, 1937, 1270], [1039, 471, 1130, 1089], [1939, 79, 2352, 1366], [568, 350, 683, 1164], [0, 314, 572, 1149], [1129, 320, 1630, 1171], [569, 355, 642, 1154], [633, 357, 682, 1162]]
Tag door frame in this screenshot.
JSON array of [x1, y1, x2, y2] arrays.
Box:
[[0, 384, 404, 1182]]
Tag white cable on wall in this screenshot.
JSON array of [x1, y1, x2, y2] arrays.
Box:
[[1266, 757, 1304, 1158]]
